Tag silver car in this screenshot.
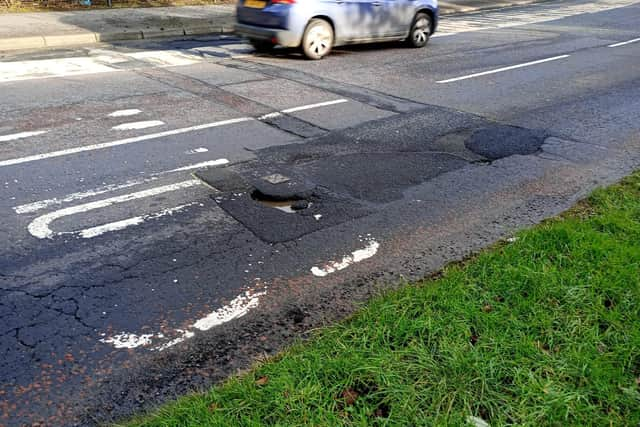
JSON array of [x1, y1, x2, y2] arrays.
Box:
[[235, 0, 438, 59]]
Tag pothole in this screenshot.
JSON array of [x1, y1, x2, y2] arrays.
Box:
[[251, 191, 310, 214]]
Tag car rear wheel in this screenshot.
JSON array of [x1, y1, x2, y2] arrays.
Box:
[[302, 19, 333, 60], [407, 12, 432, 48]]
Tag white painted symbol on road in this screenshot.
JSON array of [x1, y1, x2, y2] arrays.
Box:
[[311, 239, 380, 277], [27, 179, 201, 239]]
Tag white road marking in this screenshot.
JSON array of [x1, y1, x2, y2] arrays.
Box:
[[0, 117, 250, 168], [608, 37, 640, 47], [13, 158, 228, 215], [78, 203, 195, 239], [0, 57, 118, 83], [193, 289, 266, 331], [311, 239, 380, 277], [0, 130, 48, 143], [125, 50, 200, 67], [27, 179, 201, 239], [108, 109, 142, 117], [102, 287, 266, 351], [437, 55, 570, 83], [100, 333, 156, 349], [0, 100, 347, 168], [436, 0, 636, 37], [165, 158, 229, 173], [185, 147, 209, 154], [111, 120, 165, 131], [281, 99, 349, 113], [258, 112, 282, 120]]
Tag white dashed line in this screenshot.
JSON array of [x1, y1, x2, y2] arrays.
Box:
[[437, 55, 570, 83], [165, 158, 229, 173], [0, 130, 48, 143], [0, 117, 250, 168], [108, 109, 143, 117], [0, 100, 348, 168], [311, 239, 380, 277], [185, 147, 209, 154], [111, 120, 165, 131], [27, 179, 201, 239], [608, 37, 640, 47]]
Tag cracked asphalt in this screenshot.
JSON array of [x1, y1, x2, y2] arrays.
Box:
[[1, 0, 639, 425]]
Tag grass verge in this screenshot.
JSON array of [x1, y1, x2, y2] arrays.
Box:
[[124, 173, 640, 426]]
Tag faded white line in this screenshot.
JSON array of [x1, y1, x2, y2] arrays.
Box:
[[28, 179, 201, 239], [165, 158, 229, 173], [0, 117, 251, 168], [100, 333, 156, 349], [193, 289, 266, 331], [0, 130, 48, 143], [108, 109, 142, 117], [281, 99, 348, 113], [436, 55, 570, 83], [102, 287, 266, 351], [608, 37, 640, 48], [185, 147, 209, 154], [311, 239, 380, 277], [111, 120, 165, 131], [14, 178, 149, 214], [79, 203, 195, 239], [13, 159, 228, 214]]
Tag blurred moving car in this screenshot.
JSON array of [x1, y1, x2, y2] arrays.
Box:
[[235, 0, 438, 59]]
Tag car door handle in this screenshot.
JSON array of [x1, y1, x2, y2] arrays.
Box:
[[372, 1, 381, 5], [335, 0, 344, 3]]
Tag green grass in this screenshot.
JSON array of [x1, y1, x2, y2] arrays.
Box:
[[124, 173, 640, 427]]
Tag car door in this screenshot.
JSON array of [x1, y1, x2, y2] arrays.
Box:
[[334, 0, 389, 42]]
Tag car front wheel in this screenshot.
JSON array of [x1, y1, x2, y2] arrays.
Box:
[[302, 19, 333, 60], [408, 12, 432, 48]]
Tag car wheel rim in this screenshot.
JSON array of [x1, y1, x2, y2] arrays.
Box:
[[306, 24, 331, 57], [413, 17, 430, 44]]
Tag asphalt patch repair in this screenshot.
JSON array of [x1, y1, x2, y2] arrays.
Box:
[[195, 109, 548, 243]]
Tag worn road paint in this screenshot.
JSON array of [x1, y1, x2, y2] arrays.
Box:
[[79, 203, 195, 239], [0, 100, 347, 167], [111, 120, 165, 131], [437, 55, 570, 83], [102, 288, 266, 351], [165, 158, 229, 173], [608, 37, 640, 47], [0, 118, 250, 168], [186, 147, 209, 154], [311, 240, 380, 277], [108, 109, 142, 117], [27, 179, 201, 239], [100, 333, 156, 349], [13, 159, 228, 214], [193, 289, 266, 331], [0, 130, 48, 143], [281, 99, 348, 113], [0, 57, 118, 83]]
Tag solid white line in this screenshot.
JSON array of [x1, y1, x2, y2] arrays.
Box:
[[111, 120, 165, 131], [0, 130, 47, 143], [28, 179, 201, 239], [0, 117, 251, 168], [79, 203, 195, 239], [165, 158, 229, 173], [108, 109, 142, 117], [436, 55, 570, 83], [608, 37, 640, 48], [281, 99, 348, 113]]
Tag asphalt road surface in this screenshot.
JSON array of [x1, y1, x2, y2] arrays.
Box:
[[1, 0, 639, 424]]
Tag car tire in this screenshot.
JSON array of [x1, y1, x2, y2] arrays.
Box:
[[407, 12, 432, 48], [250, 39, 275, 53], [302, 19, 334, 60]]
